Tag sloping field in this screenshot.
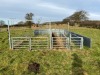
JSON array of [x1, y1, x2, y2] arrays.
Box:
[[0, 27, 100, 75]]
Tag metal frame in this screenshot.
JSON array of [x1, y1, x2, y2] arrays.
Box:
[[52, 37, 69, 49], [7, 19, 84, 50], [10, 31, 83, 50], [51, 37, 83, 49], [11, 34, 83, 50], [70, 37, 83, 49], [8, 20, 11, 49], [11, 37, 49, 50]]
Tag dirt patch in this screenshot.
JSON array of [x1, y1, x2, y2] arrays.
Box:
[[28, 62, 40, 74]]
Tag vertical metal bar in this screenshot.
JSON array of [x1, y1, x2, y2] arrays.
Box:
[[8, 20, 11, 49], [47, 37, 48, 48], [69, 32, 71, 50], [67, 38, 69, 49], [49, 22, 52, 49], [80, 37, 83, 49], [52, 37, 53, 49], [66, 37, 68, 49], [47, 37, 49, 49], [12, 38, 14, 50], [29, 38, 31, 50], [82, 37, 83, 49], [80, 38, 82, 49]]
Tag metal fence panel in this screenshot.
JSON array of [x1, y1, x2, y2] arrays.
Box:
[[52, 37, 69, 49], [11, 37, 49, 50], [71, 32, 91, 48], [70, 37, 83, 49]]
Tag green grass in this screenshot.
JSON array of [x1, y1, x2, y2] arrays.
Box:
[[0, 50, 72, 75], [0, 27, 100, 75], [70, 28, 100, 50]]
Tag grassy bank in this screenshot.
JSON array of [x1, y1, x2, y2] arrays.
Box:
[[0, 26, 100, 75]]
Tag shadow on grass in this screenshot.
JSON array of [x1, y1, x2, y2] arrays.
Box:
[[71, 53, 84, 75]]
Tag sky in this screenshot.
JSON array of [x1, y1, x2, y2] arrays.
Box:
[[0, 0, 100, 23]]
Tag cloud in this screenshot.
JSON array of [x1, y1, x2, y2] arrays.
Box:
[[89, 13, 100, 20], [38, 3, 66, 11], [0, 0, 100, 22], [37, 2, 75, 15]]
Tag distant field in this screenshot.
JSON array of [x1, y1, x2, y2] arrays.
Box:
[[0, 26, 100, 75]]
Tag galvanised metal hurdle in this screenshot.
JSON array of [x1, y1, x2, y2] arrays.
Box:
[[11, 37, 49, 50], [11, 29, 84, 50]]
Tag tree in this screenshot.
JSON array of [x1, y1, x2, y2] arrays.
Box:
[[63, 10, 89, 24], [25, 13, 34, 28], [0, 20, 5, 26]]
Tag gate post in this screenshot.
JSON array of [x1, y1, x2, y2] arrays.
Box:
[[29, 37, 31, 50], [8, 20, 11, 49], [80, 37, 83, 49], [11, 38, 14, 50], [66, 38, 68, 49], [69, 32, 71, 50], [49, 29, 52, 49], [51, 37, 53, 49]]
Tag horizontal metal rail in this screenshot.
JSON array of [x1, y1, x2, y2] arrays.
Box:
[[52, 37, 69, 49], [51, 36, 83, 49], [70, 37, 83, 49], [11, 37, 49, 50], [11, 35, 83, 50]]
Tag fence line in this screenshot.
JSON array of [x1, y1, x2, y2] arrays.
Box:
[[11, 36, 83, 50], [10, 29, 84, 50], [11, 37, 49, 50]]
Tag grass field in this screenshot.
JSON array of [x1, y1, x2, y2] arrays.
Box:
[[0, 26, 100, 75]]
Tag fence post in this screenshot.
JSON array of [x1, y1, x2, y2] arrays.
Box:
[[66, 38, 68, 49], [12, 38, 14, 50], [80, 37, 83, 49], [29, 37, 31, 50], [66, 38, 67, 48], [52, 37, 53, 49], [69, 32, 71, 50], [47, 37, 49, 49], [8, 20, 11, 49], [49, 29, 52, 49]]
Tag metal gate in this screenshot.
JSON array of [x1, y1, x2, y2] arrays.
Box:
[[51, 37, 69, 49], [51, 37, 83, 49], [70, 37, 83, 49], [11, 36, 83, 50], [11, 37, 49, 50]]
